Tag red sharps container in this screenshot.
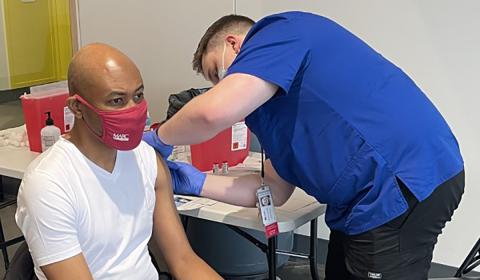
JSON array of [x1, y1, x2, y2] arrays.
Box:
[[21, 91, 73, 152], [190, 121, 250, 172]]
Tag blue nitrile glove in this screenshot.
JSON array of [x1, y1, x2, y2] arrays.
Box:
[[142, 129, 173, 159], [166, 160, 206, 196]]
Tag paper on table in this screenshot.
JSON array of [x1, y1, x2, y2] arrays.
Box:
[[174, 196, 217, 210]]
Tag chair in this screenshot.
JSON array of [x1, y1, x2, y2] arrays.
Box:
[[0, 175, 25, 270], [454, 238, 480, 278], [2, 241, 36, 280], [430, 237, 480, 279], [3, 243, 171, 280]]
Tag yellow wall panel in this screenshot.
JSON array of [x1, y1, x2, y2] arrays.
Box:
[[50, 0, 72, 81], [4, 0, 72, 89]]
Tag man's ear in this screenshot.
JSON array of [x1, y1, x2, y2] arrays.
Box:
[[66, 96, 83, 119]]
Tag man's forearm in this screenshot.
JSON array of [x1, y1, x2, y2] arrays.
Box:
[[201, 174, 260, 207], [171, 253, 222, 280]]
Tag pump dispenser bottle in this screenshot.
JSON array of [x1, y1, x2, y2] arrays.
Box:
[[40, 112, 61, 152]]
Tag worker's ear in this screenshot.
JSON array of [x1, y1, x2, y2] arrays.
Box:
[[225, 35, 242, 55], [66, 95, 83, 119]]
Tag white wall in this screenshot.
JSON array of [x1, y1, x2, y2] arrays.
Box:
[[76, 0, 234, 121], [237, 0, 480, 269]]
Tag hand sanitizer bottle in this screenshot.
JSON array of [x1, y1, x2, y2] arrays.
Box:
[[41, 112, 61, 152]]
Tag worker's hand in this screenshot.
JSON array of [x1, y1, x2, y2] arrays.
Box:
[[167, 160, 206, 196], [143, 130, 173, 159]]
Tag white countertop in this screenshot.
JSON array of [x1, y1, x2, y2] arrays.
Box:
[[0, 146, 39, 179]]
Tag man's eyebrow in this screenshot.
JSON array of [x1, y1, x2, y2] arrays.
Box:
[[135, 85, 144, 93], [107, 85, 144, 97], [107, 91, 127, 98]]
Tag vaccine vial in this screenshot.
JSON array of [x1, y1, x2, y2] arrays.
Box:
[[213, 163, 220, 174], [221, 162, 229, 175]]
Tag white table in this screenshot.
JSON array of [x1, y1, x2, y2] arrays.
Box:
[[0, 146, 326, 279], [0, 147, 39, 179]]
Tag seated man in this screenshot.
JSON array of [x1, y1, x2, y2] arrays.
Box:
[[15, 43, 221, 280]]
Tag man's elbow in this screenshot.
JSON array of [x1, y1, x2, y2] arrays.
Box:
[[198, 107, 231, 132], [195, 92, 239, 132]]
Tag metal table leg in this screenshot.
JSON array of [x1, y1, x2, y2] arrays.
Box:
[[309, 218, 320, 280], [226, 220, 321, 280], [181, 215, 189, 230], [0, 176, 9, 270], [0, 175, 4, 201], [268, 236, 277, 280], [0, 175, 5, 202], [0, 217, 10, 270]]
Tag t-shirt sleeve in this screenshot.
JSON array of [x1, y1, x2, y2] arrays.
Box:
[[15, 172, 82, 267], [135, 142, 158, 209], [227, 15, 310, 94], [137, 141, 158, 187]]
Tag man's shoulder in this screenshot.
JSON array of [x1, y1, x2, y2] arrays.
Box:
[[23, 138, 77, 186], [127, 141, 158, 181], [136, 140, 156, 154], [133, 141, 157, 163]]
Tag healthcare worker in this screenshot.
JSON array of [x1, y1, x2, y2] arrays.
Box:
[[145, 12, 464, 279]]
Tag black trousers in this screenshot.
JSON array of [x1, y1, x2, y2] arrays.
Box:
[[325, 170, 465, 280]]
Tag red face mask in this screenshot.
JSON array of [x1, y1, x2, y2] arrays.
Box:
[[74, 94, 147, 151]]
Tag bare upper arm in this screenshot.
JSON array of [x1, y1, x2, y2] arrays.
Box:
[[41, 253, 93, 280], [157, 73, 278, 146], [264, 159, 295, 205], [151, 155, 196, 274], [199, 73, 278, 128]]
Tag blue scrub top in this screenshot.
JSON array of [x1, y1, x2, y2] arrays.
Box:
[[226, 12, 463, 235]]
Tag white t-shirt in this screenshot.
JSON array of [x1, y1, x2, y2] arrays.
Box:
[[15, 137, 159, 280]]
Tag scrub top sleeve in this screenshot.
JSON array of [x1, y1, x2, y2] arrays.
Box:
[[227, 17, 310, 94]]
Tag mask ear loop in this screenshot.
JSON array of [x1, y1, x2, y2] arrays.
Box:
[[222, 42, 227, 72], [217, 42, 227, 81], [261, 147, 265, 186], [74, 95, 104, 139]]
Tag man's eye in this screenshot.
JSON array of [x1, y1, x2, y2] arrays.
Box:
[[133, 92, 144, 102], [110, 98, 124, 105]]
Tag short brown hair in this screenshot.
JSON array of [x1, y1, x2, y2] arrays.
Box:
[[192, 15, 255, 75]]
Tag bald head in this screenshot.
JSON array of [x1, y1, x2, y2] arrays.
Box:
[[68, 43, 142, 101], [66, 43, 146, 149]]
